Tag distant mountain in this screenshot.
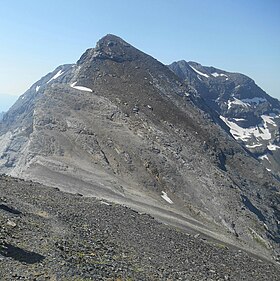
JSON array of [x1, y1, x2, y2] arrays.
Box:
[[169, 60, 280, 180], [0, 35, 279, 261]]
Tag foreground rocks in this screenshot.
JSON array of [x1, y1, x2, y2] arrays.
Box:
[[0, 175, 279, 280]]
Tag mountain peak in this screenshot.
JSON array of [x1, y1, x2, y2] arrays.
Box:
[[77, 34, 135, 65], [96, 34, 129, 46]]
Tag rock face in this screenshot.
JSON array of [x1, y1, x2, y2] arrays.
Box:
[[169, 60, 280, 180], [0, 35, 279, 261]]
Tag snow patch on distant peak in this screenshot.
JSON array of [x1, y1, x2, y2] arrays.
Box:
[[228, 98, 249, 109], [267, 143, 280, 151], [233, 118, 246, 121], [211, 72, 228, 78], [220, 116, 271, 141], [47, 70, 64, 84], [261, 115, 277, 127], [161, 191, 173, 204], [246, 143, 263, 149], [36, 86, 40, 92], [70, 82, 93, 92], [189, 65, 209, 78], [259, 154, 270, 162]]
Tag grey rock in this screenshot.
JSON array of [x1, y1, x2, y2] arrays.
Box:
[[0, 35, 279, 263]]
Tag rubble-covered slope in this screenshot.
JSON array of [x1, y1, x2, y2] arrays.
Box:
[[0, 175, 280, 280], [0, 35, 279, 260]]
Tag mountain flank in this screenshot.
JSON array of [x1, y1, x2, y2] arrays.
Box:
[[0, 34, 279, 263]]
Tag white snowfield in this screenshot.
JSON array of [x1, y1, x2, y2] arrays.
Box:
[[47, 70, 64, 84], [211, 72, 228, 78], [161, 191, 173, 204], [220, 116, 271, 141], [36, 86, 40, 92], [189, 65, 209, 78], [261, 115, 277, 127], [259, 154, 270, 162], [226, 97, 267, 109], [233, 118, 246, 121], [267, 143, 280, 151], [228, 98, 248, 109], [70, 82, 93, 92], [246, 143, 263, 149]]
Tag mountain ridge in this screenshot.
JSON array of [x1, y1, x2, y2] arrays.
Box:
[[0, 35, 279, 261]]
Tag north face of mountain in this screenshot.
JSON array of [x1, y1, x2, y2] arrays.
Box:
[[0, 35, 279, 261], [169, 60, 280, 180]]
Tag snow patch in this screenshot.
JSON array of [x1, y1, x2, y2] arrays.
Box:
[[246, 143, 263, 148], [36, 86, 40, 92], [211, 72, 228, 78], [100, 201, 111, 206], [189, 65, 209, 78], [228, 98, 249, 109], [261, 115, 277, 127], [70, 82, 93, 92], [233, 118, 246, 121], [220, 116, 271, 141], [259, 154, 270, 162], [161, 191, 173, 204], [47, 70, 64, 83], [267, 143, 280, 151]]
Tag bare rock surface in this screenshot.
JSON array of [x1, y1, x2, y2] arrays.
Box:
[[0, 35, 279, 263]]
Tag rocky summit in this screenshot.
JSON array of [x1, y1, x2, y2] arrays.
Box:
[[0, 34, 279, 278]]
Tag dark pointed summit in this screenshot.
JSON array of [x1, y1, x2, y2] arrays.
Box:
[[96, 34, 130, 46], [77, 34, 141, 64]]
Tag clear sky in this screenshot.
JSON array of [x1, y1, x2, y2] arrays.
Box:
[[0, 0, 279, 112]]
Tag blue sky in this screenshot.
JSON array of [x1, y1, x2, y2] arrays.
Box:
[[0, 0, 279, 112]]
